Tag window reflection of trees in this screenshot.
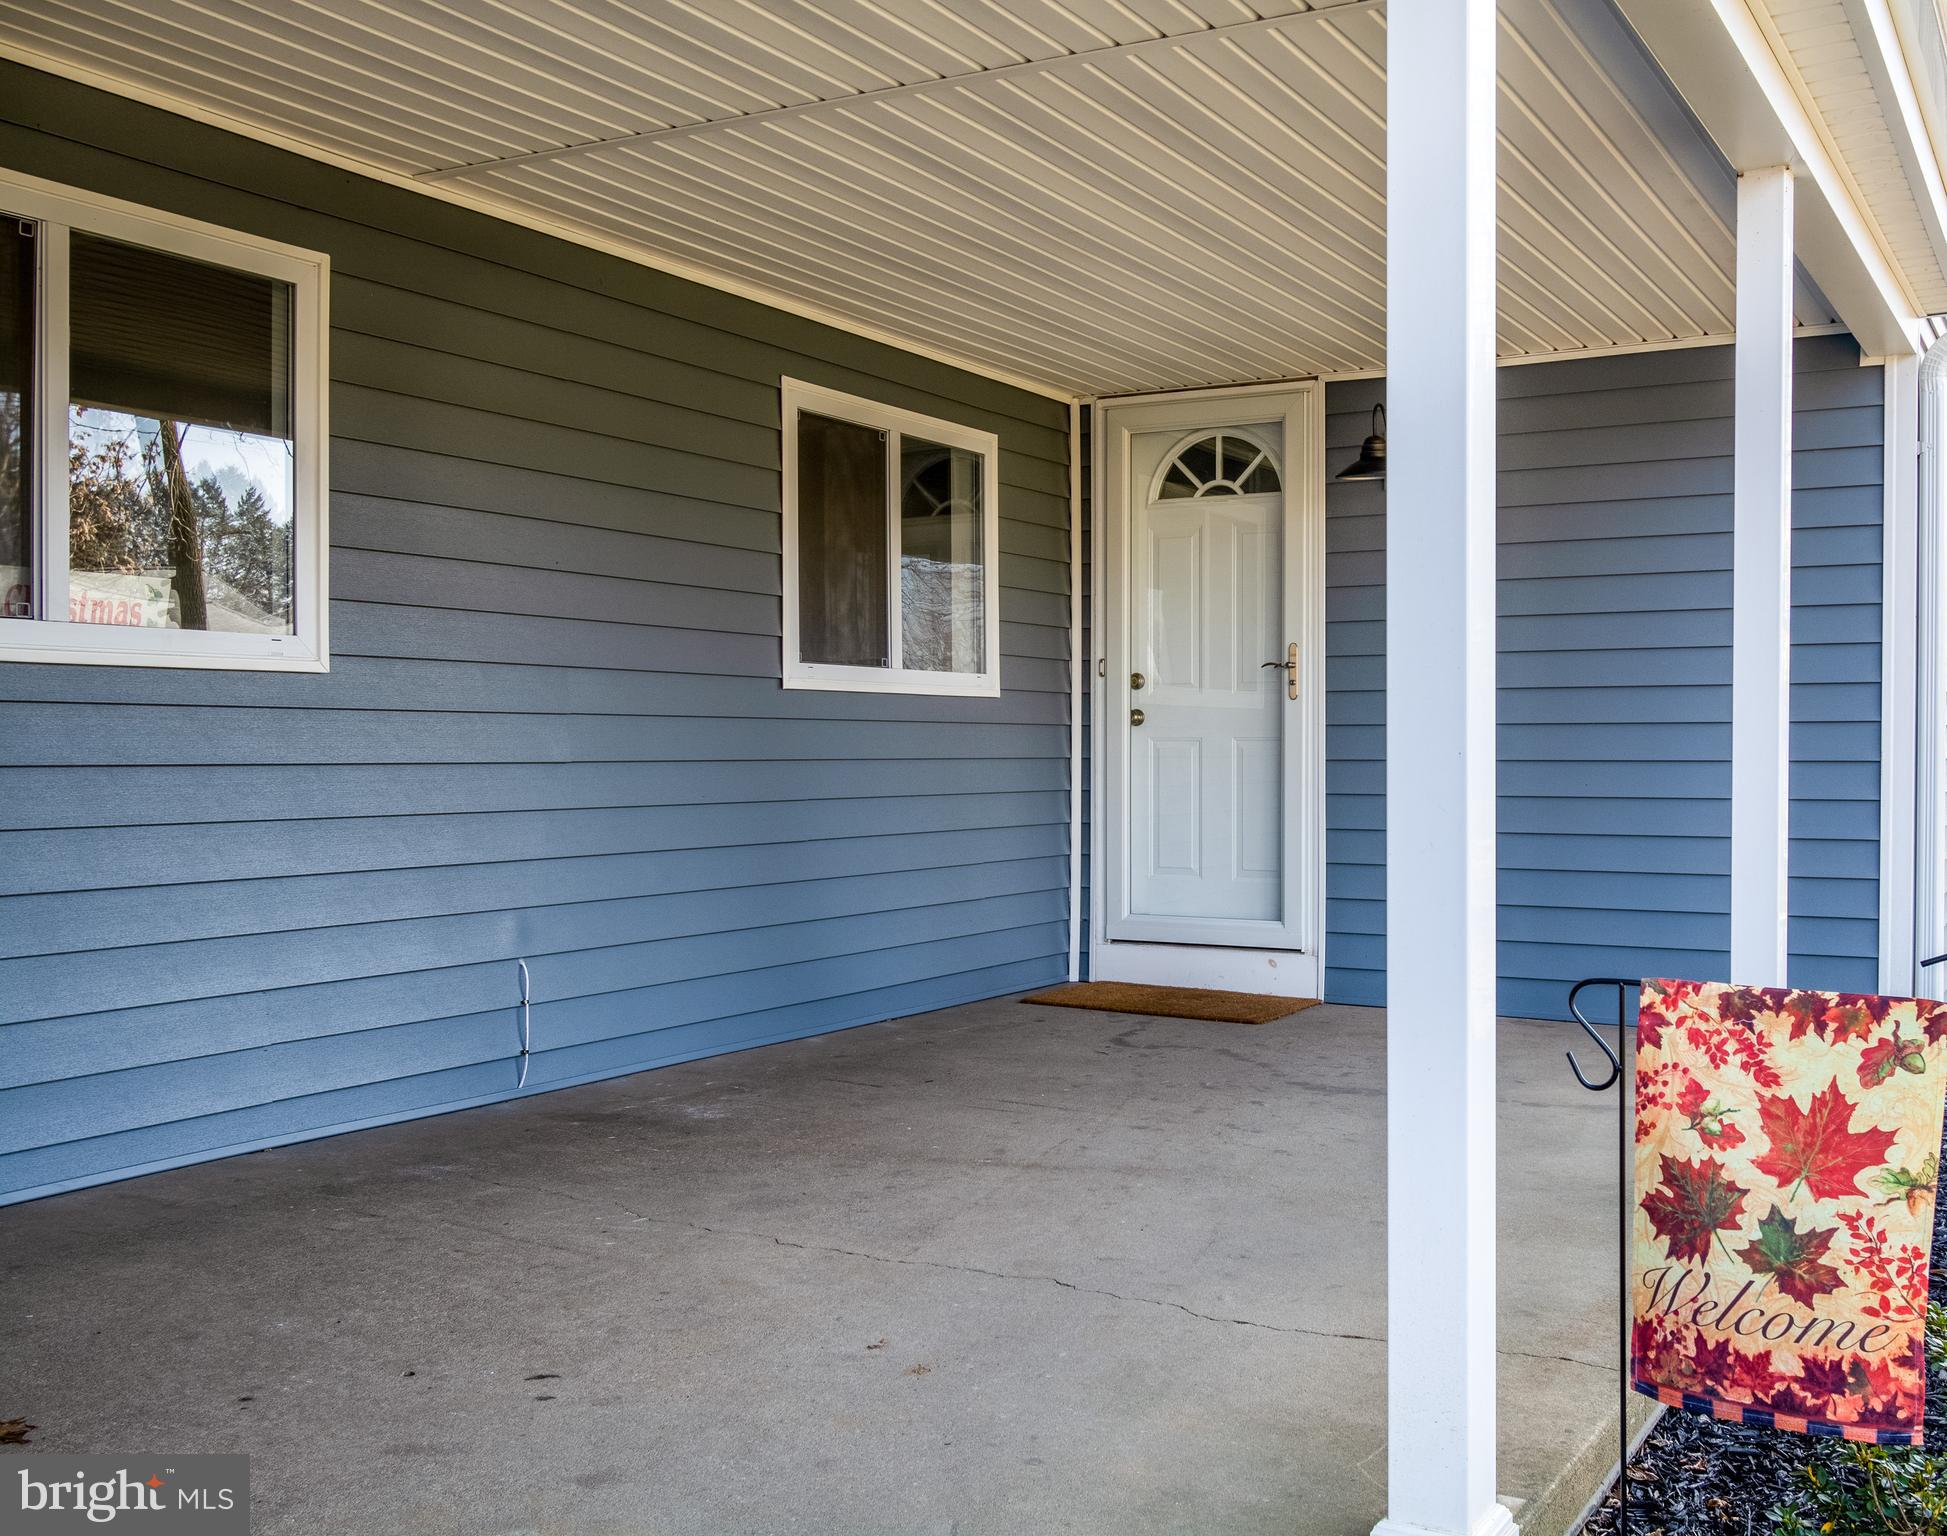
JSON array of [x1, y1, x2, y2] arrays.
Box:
[[68, 410, 293, 632]]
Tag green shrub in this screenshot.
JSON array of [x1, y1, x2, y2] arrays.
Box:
[[1771, 1306, 1947, 1536]]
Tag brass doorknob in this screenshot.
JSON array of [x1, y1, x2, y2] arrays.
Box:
[[1130, 671, 1145, 689], [1130, 708, 1146, 726]]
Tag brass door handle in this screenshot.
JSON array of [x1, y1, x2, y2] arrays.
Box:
[[1130, 708, 1145, 726], [1260, 643, 1299, 699]]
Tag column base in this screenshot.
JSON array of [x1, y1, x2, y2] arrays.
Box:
[[1371, 1502, 1518, 1536]]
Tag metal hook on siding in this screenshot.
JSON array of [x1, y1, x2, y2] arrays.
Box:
[[516, 959, 533, 1089]]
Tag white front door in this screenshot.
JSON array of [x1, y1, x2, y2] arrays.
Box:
[[1098, 388, 1323, 990]]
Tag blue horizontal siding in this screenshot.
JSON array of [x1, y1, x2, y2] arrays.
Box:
[[0, 904, 1068, 1155], [1323, 375, 1386, 1007], [1324, 334, 1881, 1016], [0, 958, 1060, 1202], [0, 62, 1073, 1203]]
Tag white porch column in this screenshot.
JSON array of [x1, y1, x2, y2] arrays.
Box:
[[1375, 3, 1509, 1535], [1916, 345, 1947, 982], [1730, 166, 1795, 985], [1879, 353, 1920, 994]]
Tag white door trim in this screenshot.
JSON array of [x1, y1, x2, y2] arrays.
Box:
[[1088, 383, 1327, 998], [1068, 398, 1086, 982]]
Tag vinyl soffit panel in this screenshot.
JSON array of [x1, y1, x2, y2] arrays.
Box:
[[0, 0, 1850, 395]]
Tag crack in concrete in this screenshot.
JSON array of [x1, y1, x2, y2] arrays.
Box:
[[465, 1170, 658, 1226], [1499, 1347, 1612, 1372], [457, 1172, 1607, 1368], [446, 1192, 1613, 1373], [1354, 1442, 1387, 1494], [460, 1170, 1383, 1344], [749, 1228, 1386, 1343]]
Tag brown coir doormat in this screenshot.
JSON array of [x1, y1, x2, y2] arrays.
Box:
[[1021, 981, 1321, 1026]]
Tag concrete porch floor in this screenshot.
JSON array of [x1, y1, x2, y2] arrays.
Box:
[[0, 998, 1622, 1535]]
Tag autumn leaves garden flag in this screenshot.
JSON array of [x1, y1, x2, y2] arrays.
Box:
[[1631, 978, 1946, 1444]]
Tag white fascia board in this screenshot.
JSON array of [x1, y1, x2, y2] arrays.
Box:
[[1889, 0, 1947, 195], [1614, 0, 1929, 357], [1844, 0, 1947, 307]]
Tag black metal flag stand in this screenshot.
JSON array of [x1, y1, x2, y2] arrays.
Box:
[[1563, 959, 1947, 1536], [1566, 977, 1639, 1536]]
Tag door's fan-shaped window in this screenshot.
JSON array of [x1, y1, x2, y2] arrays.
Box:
[[1157, 430, 1281, 498]]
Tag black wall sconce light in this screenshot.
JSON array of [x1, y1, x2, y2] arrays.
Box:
[[1335, 403, 1387, 481]]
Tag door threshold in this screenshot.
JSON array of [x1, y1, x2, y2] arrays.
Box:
[[1091, 940, 1320, 998]]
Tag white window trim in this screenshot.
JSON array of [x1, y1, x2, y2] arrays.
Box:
[[781, 377, 1001, 698], [0, 166, 330, 672]]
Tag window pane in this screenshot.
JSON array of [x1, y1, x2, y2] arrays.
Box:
[[1158, 461, 1197, 499], [67, 234, 295, 633], [1229, 425, 1280, 493], [1178, 435, 1218, 484], [899, 436, 984, 674], [796, 410, 888, 666], [0, 218, 31, 620], [1237, 455, 1280, 495], [1219, 433, 1260, 481]]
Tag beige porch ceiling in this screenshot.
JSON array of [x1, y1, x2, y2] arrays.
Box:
[[0, 0, 1839, 395]]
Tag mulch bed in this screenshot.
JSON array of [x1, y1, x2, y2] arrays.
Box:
[[1578, 1125, 1947, 1534]]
